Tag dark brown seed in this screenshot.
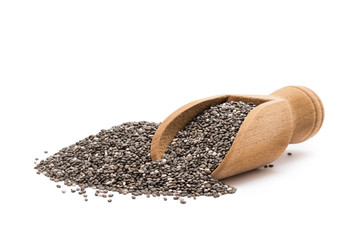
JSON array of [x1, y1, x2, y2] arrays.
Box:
[[34, 102, 254, 201], [35, 158, 39, 161], [269, 164, 274, 168], [173, 196, 179, 200], [163, 197, 167, 201], [83, 194, 88, 198], [287, 152, 292, 156], [108, 199, 112, 203], [180, 199, 186, 204], [61, 190, 66, 194], [108, 194, 113, 198], [102, 195, 107, 198], [71, 189, 76, 193], [264, 165, 268, 168], [131, 196, 136, 200], [84, 198, 88, 202], [56, 185, 61, 188], [44, 151, 48, 154]]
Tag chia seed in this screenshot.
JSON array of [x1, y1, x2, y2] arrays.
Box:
[[34, 101, 255, 202]]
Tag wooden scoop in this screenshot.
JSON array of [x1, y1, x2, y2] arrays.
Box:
[[150, 86, 324, 180]]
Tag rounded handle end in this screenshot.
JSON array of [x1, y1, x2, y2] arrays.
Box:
[[271, 86, 324, 143]]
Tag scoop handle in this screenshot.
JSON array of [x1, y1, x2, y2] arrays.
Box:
[[271, 86, 324, 144]]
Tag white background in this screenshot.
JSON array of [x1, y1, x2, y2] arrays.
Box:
[[1, 1, 359, 239]]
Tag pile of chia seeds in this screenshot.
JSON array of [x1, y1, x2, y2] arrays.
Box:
[[34, 101, 255, 203]]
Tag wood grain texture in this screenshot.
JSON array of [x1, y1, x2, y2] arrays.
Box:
[[271, 86, 325, 143], [151, 86, 324, 180], [211, 99, 293, 179]]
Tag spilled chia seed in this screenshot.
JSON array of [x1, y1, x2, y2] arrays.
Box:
[[34, 101, 256, 203]]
